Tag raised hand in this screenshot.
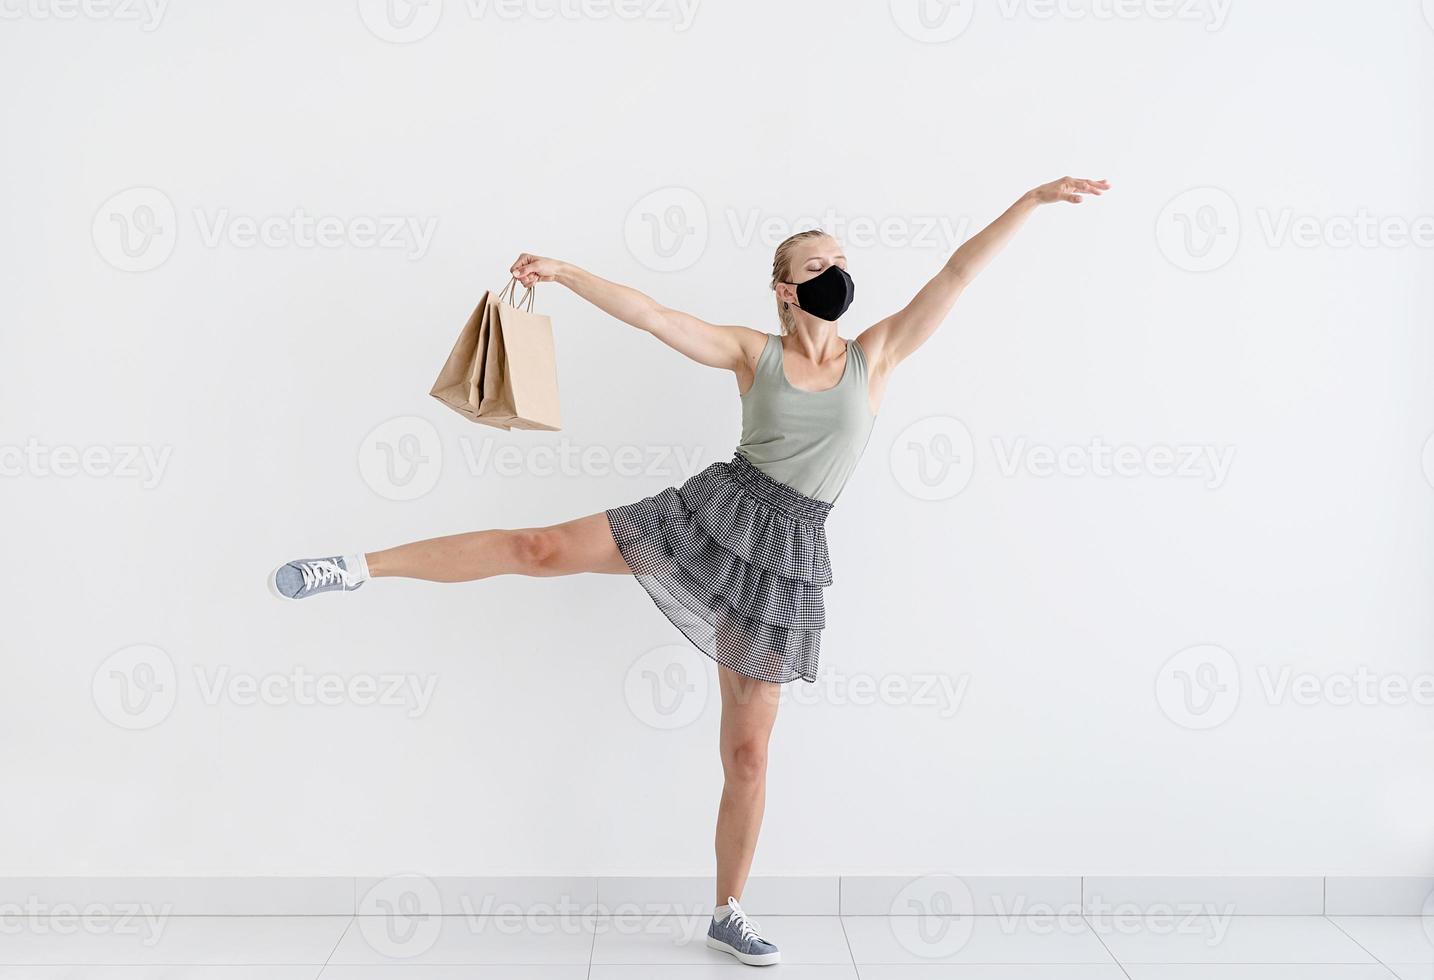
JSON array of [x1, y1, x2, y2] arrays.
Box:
[[1029, 176, 1110, 205], [510, 253, 565, 288]]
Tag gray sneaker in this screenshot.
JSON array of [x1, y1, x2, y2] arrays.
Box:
[[706, 897, 779, 966], [268, 556, 364, 600]]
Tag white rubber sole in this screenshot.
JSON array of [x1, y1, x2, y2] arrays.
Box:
[[706, 935, 780, 966]]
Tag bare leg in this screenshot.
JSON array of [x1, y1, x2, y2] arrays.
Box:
[[714, 664, 781, 906], [365, 512, 630, 581]]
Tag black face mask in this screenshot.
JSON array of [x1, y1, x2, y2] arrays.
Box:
[[786, 264, 854, 322]]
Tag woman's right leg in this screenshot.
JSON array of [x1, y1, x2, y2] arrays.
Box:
[[367, 512, 631, 581]]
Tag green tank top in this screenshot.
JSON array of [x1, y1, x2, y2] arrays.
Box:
[[737, 333, 877, 504]]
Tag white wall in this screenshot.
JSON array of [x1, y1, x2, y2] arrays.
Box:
[[2, 0, 1431, 877]]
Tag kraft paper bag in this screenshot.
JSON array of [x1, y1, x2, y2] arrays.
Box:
[[430, 279, 562, 431]]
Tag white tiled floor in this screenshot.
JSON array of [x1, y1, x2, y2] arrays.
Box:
[[0, 914, 1431, 978]]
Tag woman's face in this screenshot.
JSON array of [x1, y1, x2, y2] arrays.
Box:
[[779, 235, 846, 307]]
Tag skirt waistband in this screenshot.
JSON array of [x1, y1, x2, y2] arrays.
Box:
[[727, 452, 833, 524]]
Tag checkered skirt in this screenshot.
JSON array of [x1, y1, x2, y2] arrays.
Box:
[[606, 451, 833, 684]]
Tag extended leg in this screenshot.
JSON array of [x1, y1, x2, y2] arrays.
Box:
[[366, 512, 630, 581], [270, 512, 629, 599]]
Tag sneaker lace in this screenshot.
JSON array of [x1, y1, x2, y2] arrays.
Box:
[[299, 559, 351, 591], [726, 898, 764, 944]]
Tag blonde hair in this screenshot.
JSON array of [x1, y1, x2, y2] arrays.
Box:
[[770, 229, 831, 336]]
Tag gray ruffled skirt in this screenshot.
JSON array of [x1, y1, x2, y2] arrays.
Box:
[[605, 451, 832, 684]]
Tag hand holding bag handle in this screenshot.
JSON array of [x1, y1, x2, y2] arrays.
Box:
[[497, 276, 536, 313]]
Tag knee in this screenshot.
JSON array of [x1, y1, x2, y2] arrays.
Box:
[[722, 740, 768, 787], [510, 528, 560, 574]]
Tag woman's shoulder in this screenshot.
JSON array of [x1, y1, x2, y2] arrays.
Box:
[[728, 326, 776, 360]]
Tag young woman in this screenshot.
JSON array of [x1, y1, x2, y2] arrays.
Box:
[[270, 176, 1109, 967]]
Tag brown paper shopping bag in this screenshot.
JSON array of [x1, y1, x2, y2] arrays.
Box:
[[430, 278, 562, 431]]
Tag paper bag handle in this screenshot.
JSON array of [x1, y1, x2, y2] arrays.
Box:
[[498, 276, 536, 313]]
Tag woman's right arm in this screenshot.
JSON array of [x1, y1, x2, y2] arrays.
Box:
[[510, 253, 760, 372]]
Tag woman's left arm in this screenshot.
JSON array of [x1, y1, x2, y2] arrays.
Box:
[[858, 176, 1109, 372]]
